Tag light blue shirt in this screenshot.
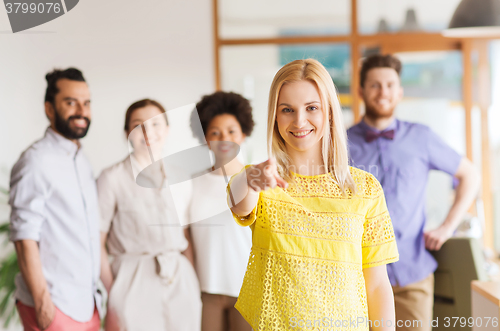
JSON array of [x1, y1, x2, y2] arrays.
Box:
[[9, 127, 101, 322]]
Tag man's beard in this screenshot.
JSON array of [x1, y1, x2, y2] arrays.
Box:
[[53, 105, 91, 140], [364, 102, 395, 121]]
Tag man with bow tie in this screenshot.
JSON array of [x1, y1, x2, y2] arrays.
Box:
[[347, 54, 480, 331]]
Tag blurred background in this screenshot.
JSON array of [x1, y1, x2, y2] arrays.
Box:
[[216, 0, 500, 256], [1, 0, 500, 329]]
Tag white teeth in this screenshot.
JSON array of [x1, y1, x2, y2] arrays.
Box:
[[291, 130, 312, 137], [73, 119, 87, 127]]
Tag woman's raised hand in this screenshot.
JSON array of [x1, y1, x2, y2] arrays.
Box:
[[246, 158, 288, 192]]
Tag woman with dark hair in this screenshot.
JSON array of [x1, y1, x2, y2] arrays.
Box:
[[189, 91, 254, 331], [98, 99, 201, 331]]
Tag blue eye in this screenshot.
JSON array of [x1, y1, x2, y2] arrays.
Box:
[[281, 108, 292, 113], [307, 106, 318, 111]]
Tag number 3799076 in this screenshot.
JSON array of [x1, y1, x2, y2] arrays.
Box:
[[5, 2, 62, 14], [443, 317, 498, 328]]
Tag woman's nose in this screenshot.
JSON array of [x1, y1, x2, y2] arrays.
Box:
[[293, 109, 308, 127]]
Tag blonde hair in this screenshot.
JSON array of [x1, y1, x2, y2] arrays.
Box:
[[267, 58, 356, 194]]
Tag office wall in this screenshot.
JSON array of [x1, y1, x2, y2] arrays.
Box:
[[0, 0, 215, 187], [0, 1, 214, 329]]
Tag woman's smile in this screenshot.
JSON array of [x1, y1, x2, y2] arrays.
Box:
[[290, 129, 314, 138]]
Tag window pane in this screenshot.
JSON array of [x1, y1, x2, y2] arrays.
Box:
[[358, 0, 462, 34], [220, 44, 351, 163], [280, 44, 351, 94], [219, 0, 350, 39], [398, 51, 463, 100]]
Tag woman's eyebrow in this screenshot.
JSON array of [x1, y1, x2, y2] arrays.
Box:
[[279, 101, 320, 107]]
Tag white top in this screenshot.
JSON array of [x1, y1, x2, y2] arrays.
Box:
[[189, 171, 252, 297], [9, 128, 101, 322]]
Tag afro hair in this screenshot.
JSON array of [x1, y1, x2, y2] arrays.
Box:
[[191, 91, 254, 144]]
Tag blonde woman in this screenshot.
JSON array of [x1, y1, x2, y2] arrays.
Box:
[[98, 99, 201, 331], [227, 59, 399, 331]]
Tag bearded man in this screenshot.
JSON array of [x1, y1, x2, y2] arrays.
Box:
[[9, 68, 102, 331], [347, 54, 480, 331]]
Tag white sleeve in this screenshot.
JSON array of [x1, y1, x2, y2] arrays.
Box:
[[9, 153, 47, 242]]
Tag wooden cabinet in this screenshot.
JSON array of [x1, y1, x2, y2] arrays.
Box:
[[471, 281, 500, 331]]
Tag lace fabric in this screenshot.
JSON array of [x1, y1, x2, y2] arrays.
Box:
[[228, 167, 399, 331]]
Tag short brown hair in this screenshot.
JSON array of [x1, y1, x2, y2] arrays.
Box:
[[124, 98, 168, 132], [360, 54, 402, 87]]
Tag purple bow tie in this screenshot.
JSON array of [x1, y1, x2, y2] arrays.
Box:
[[365, 129, 395, 143]]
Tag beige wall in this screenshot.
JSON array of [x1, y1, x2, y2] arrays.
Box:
[[0, 0, 215, 187], [0, 1, 214, 329]]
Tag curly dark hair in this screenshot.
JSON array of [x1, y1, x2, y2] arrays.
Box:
[[44, 68, 86, 105], [191, 91, 254, 143], [360, 54, 402, 87]]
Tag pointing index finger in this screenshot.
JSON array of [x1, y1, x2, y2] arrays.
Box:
[[274, 173, 288, 189]]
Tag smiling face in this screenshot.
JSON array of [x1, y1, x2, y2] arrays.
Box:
[[360, 67, 403, 120], [205, 113, 245, 162], [127, 105, 169, 158], [276, 80, 325, 156], [45, 79, 91, 141]]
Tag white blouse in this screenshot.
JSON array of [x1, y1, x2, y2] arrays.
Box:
[[189, 171, 252, 297]]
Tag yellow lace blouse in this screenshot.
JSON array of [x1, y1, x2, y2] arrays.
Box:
[[227, 166, 399, 331]]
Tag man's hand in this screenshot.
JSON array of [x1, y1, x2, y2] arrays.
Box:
[[425, 157, 480, 251], [14, 240, 56, 330], [35, 292, 56, 330], [424, 224, 454, 251], [105, 308, 121, 331]]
